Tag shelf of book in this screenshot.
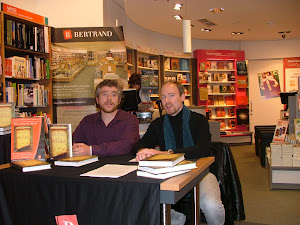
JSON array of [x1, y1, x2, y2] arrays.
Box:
[[163, 55, 192, 105], [0, 7, 52, 121], [137, 51, 160, 101], [194, 49, 249, 134]]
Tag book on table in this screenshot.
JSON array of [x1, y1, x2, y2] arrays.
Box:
[[54, 155, 99, 167], [49, 124, 72, 160], [10, 159, 51, 172], [138, 160, 197, 174], [137, 169, 191, 179], [138, 153, 185, 167], [11, 117, 46, 161]]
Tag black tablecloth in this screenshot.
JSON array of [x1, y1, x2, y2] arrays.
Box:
[[0, 134, 11, 165], [0, 155, 162, 225]]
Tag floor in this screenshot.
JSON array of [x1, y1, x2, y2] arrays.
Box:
[[230, 144, 300, 225]]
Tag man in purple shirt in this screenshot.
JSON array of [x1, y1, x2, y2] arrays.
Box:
[[72, 79, 140, 156]]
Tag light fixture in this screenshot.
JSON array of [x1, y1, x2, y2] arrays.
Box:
[[231, 32, 244, 35], [209, 8, 224, 13], [173, 3, 182, 10], [200, 28, 212, 32], [174, 15, 183, 20], [183, 20, 191, 53]]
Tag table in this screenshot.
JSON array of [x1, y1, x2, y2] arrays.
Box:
[[0, 155, 214, 225]]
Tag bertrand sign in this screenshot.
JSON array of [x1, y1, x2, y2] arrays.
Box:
[[52, 27, 124, 43]]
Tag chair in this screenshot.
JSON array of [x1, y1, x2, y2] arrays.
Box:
[[179, 142, 245, 225]]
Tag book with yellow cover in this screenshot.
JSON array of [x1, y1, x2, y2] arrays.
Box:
[[10, 159, 51, 172], [11, 117, 45, 161], [0, 103, 14, 128], [49, 124, 72, 160], [138, 153, 185, 167], [54, 155, 99, 167], [138, 160, 196, 174]]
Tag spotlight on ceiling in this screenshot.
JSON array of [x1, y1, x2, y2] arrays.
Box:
[[209, 8, 224, 13], [231, 32, 244, 35], [174, 15, 183, 20], [200, 28, 212, 32], [174, 4, 182, 10]]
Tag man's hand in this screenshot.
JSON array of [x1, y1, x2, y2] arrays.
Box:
[[72, 143, 91, 156], [136, 148, 168, 162]]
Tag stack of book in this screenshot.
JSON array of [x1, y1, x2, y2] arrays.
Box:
[[137, 153, 197, 179], [293, 145, 300, 167]]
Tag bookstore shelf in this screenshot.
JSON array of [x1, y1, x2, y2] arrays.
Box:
[[194, 49, 248, 134], [163, 55, 192, 105], [0, 10, 53, 121]]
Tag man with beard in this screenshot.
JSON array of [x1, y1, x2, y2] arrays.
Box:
[[132, 81, 225, 225], [72, 79, 139, 156]]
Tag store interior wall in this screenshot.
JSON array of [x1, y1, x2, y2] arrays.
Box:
[[4, 0, 300, 130]]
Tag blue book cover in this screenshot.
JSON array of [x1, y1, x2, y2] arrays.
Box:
[[180, 59, 189, 71]]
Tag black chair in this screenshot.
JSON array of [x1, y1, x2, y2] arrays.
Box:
[[254, 126, 276, 156], [180, 142, 245, 225]]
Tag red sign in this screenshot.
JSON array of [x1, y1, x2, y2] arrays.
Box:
[[2, 3, 47, 25], [55, 215, 79, 225], [63, 30, 73, 40]]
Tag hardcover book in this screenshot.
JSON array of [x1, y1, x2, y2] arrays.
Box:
[[0, 103, 14, 128], [170, 58, 180, 70], [199, 87, 208, 101], [237, 75, 247, 88], [180, 59, 189, 71], [273, 120, 289, 142], [138, 160, 197, 174], [294, 119, 300, 141], [164, 57, 171, 70], [220, 85, 228, 93], [216, 107, 225, 117], [236, 61, 248, 75], [11, 117, 45, 161], [10, 159, 51, 172], [228, 85, 236, 93], [54, 155, 99, 167], [200, 62, 206, 71], [139, 153, 185, 167], [219, 73, 228, 82], [49, 124, 72, 160], [137, 169, 190, 179]]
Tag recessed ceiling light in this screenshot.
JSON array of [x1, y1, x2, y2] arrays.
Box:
[[209, 8, 224, 13], [174, 15, 183, 20], [200, 28, 212, 32], [231, 32, 243, 35], [278, 31, 291, 34], [174, 4, 182, 10]]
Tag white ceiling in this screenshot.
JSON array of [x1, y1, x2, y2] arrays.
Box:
[[122, 0, 300, 41]]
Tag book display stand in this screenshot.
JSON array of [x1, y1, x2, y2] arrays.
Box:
[[193, 49, 251, 144]]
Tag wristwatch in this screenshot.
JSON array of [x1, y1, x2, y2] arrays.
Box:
[[167, 149, 174, 154]]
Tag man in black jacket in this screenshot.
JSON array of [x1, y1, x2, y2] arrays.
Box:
[[133, 81, 225, 225]]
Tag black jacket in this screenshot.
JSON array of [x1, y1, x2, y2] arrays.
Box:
[[132, 110, 211, 159]]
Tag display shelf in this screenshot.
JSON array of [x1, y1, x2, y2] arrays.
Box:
[[208, 93, 236, 96], [194, 49, 248, 134], [137, 51, 160, 100], [163, 55, 192, 105], [0, 10, 53, 121]]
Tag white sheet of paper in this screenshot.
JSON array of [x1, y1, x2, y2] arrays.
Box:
[[80, 164, 138, 178]]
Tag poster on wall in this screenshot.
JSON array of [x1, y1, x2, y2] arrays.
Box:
[[51, 27, 127, 128], [283, 57, 300, 92], [258, 70, 281, 100]]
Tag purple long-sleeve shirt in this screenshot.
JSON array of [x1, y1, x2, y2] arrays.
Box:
[[72, 110, 140, 156]]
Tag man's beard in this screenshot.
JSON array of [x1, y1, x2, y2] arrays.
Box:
[[99, 101, 119, 113]]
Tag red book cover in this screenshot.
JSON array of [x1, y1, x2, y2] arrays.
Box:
[[11, 117, 45, 161], [5, 58, 12, 77], [236, 95, 248, 105], [237, 75, 247, 88], [216, 107, 225, 117]]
